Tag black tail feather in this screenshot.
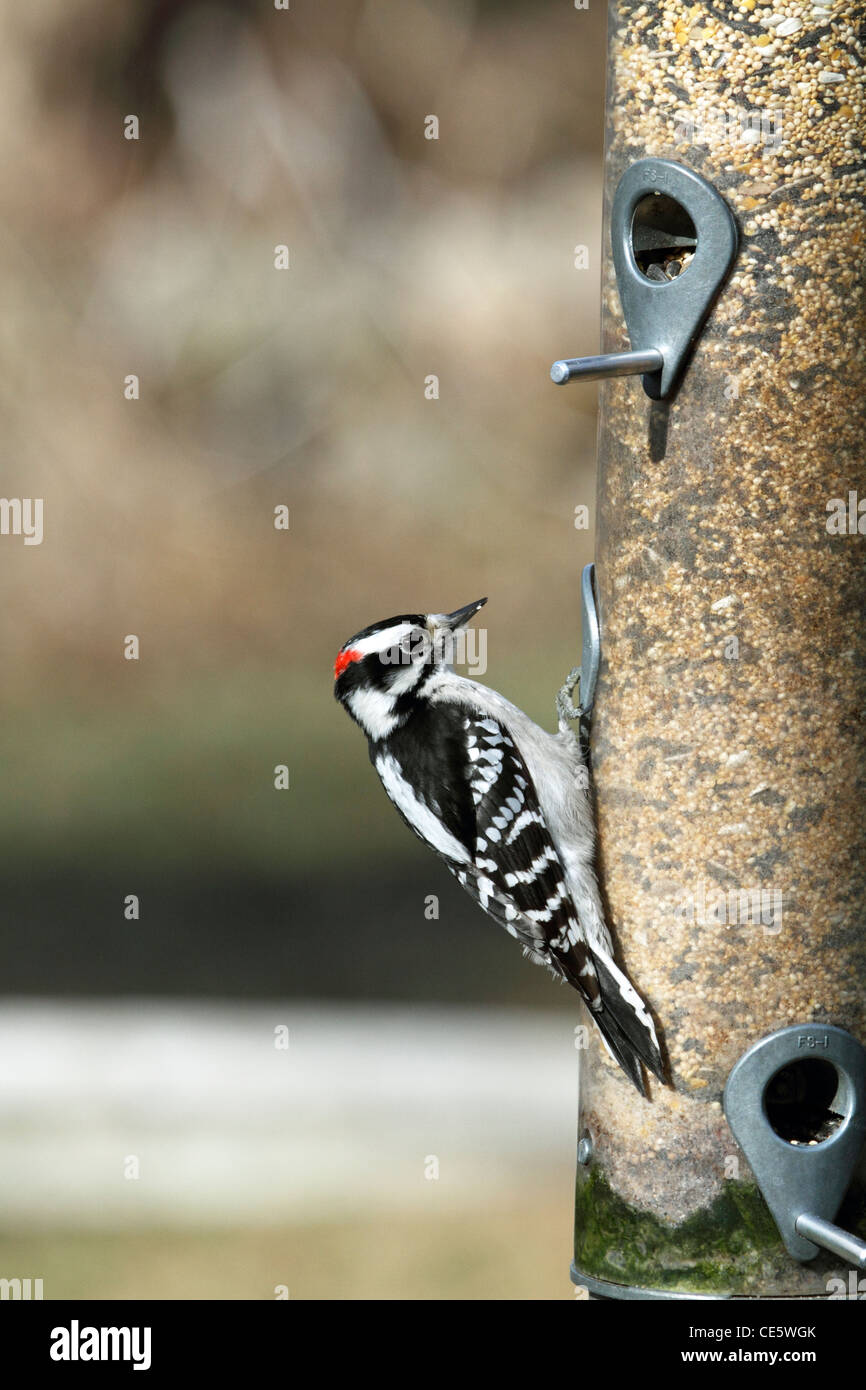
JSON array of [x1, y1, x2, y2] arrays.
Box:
[[561, 947, 666, 1095], [594, 951, 666, 1092]]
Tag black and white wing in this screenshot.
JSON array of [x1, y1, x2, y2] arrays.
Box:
[[453, 715, 601, 995], [372, 708, 663, 1091]]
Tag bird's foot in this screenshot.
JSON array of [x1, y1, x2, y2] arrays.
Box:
[[556, 666, 583, 725]]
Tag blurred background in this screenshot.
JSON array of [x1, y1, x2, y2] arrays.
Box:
[[0, 0, 606, 1298]]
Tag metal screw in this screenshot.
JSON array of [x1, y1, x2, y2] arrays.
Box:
[[577, 1135, 593, 1166]]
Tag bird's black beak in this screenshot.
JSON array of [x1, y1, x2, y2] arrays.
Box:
[[438, 598, 488, 631]]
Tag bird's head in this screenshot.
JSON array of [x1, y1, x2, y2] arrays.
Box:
[[334, 598, 487, 741]]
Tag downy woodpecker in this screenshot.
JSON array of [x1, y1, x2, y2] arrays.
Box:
[[334, 598, 664, 1093]]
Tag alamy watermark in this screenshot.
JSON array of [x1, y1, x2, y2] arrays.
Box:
[[50, 1322, 151, 1371], [674, 106, 783, 150], [674, 882, 783, 935], [0, 1276, 43, 1299], [826, 491, 866, 535], [827, 1271, 866, 1299], [0, 497, 43, 545], [379, 627, 487, 677]]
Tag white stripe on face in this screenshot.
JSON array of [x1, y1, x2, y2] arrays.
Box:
[[350, 623, 418, 658], [347, 686, 401, 741]]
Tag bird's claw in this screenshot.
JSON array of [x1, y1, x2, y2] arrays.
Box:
[[556, 666, 583, 724]]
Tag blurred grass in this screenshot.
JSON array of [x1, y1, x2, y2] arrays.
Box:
[[0, 1196, 575, 1299], [0, 650, 579, 876]]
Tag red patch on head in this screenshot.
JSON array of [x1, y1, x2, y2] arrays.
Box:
[[334, 647, 361, 680]]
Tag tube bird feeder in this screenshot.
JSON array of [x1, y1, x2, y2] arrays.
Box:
[[558, 0, 866, 1299]]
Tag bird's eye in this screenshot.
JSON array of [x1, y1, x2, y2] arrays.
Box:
[[406, 630, 431, 662], [388, 634, 414, 664], [380, 631, 428, 666]]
